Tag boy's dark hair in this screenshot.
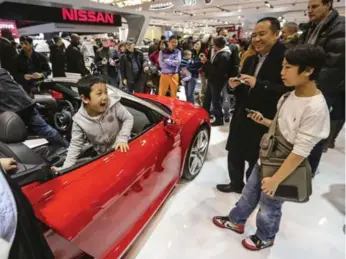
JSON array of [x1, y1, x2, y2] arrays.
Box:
[[257, 17, 281, 33], [19, 36, 33, 45], [285, 44, 326, 80], [322, 0, 333, 10], [183, 49, 192, 56], [168, 35, 177, 41], [77, 75, 107, 98], [213, 36, 227, 49]]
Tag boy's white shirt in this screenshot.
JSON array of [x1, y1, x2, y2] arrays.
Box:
[[0, 237, 11, 259], [277, 91, 330, 157]]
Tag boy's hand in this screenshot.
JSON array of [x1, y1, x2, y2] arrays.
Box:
[[0, 158, 17, 173], [261, 177, 279, 197], [247, 111, 264, 124], [114, 142, 130, 152]]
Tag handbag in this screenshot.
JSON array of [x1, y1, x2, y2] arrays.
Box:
[[259, 92, 312, 203]]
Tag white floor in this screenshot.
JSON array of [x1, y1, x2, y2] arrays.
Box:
[[125, 124, 345, 259]]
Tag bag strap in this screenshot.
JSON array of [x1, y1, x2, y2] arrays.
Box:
[[267, 92, 292, 137]]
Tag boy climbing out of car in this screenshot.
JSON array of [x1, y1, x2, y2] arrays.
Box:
[[212, 45, 330, 250], [53, 75, 134, 171]]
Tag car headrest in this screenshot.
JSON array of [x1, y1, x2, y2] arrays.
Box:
[[0, 111, 27, 143]]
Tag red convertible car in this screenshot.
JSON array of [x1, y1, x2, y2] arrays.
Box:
[[1, 78, 210, 258]]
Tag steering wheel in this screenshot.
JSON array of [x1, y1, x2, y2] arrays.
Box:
[[54, 100, 75, 132]]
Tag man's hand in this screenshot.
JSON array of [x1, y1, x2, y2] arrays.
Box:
[[32, 73, 43, 79], [0, 158, 17, 173], [123, 79, 127, 86], [24, 74, 32, 80], [143, 66, 149, 73], [200, 56, 208, 64], [261, 177, 279, 197], [114, 142, 130, 152], [240, 74, 256, 88], [228, 77, 241, 89]]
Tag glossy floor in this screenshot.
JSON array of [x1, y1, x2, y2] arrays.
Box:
[[125, 125, 345, 259]]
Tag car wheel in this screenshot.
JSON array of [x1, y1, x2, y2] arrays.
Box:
[[182, 126, 210, 180]]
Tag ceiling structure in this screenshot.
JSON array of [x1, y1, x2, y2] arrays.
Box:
[[91, 0, 345, 32]]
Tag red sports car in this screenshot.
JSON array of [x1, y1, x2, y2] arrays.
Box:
[[2, 78, 210, 258]]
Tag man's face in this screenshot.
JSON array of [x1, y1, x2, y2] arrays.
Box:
[[251, 21, 279, 55], [82, 83, 109, 115], [168, 39, 178, 49], [281, 26, 292, 40], [102, 39, 110, 48], [220, 29, 229, 37], [126, 43, 135, 52], [20, 41, 32, 52], [308, 0, 331, 23]]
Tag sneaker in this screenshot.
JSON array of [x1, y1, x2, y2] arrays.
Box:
[[242, 235, 274, 251], [212, 216, 244, 234], [224, 115, 230, 123]]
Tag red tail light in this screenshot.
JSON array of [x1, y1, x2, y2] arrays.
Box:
[[51, 90, 63, 99]]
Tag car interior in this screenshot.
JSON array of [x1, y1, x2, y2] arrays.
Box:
[[0, 81, 165, 186]]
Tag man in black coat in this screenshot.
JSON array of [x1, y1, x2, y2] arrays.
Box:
[[49, 36, 66, 77], [0, 68, 68, 148], [217, 17, 289, 193], [201, 36, 238, 126], [0, 28, 17, 74], [299, 0, 345, 173], [66, 34, 90, 76], [13, 36, 51, 96], [120, 41, 149, 93]]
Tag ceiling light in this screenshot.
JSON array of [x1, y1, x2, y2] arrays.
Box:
[[238, 9, 242, 12], [237, 15, 243, 19]]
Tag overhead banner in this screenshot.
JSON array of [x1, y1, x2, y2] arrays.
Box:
[[0, 2, 122, 27], [0, 19, 20, 38]]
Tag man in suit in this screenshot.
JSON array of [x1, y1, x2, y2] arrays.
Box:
[[217, 17, 290, 193]]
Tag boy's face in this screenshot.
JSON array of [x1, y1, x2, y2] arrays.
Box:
[[82, 83, 109, 115], [184, 53, 192, 59], [281, 58, 311, 87]]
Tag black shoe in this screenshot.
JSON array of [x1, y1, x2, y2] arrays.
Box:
[[211, 119, 224, 127], [216, 184, 242, 193]]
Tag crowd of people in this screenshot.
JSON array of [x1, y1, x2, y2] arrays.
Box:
[[0, 0, 344, 257]]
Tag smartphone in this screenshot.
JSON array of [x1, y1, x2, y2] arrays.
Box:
[[233, 78, 246, 84]]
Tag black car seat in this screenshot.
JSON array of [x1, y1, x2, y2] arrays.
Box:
[[0, 111, 58, 165]]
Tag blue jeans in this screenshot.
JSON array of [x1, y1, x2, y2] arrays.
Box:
[[184, 78, 197, 104], [229, 164, 284, 241], [21, 108, 69, 148]]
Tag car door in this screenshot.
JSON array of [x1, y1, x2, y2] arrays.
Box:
[[24, 100, 180, 258]]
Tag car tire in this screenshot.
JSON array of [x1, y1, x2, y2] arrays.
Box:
[[182, 125, 210, 181]]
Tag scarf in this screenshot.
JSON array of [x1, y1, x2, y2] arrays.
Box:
[[305, 21, 324, 44]]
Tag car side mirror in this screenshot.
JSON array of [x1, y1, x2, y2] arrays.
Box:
[[164, 117, 182, 136]]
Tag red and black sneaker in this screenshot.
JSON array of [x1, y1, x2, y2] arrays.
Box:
[[242, 235, 274, 251], [212, 216, 244, 234]]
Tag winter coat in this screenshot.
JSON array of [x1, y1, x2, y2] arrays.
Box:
[[94, 47, 119, 78], [0, 68, 35, 113], [66, 44, 90, 76], [49, 44, 66, 77], [3, 170, 54, 259], [226, 42, 290, 161], [13, 50, 51, 94], [61, 94, 134, 169], [299, 9, 345, 100], [120, 49, 147, 84], [204, 46, 237, 86], [149, 50, 160, 67], [0, 37, 17, 73]]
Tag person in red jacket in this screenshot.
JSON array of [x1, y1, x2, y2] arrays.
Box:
[[149, 40, 167, 68]]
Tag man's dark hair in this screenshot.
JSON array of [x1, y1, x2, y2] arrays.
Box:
[[168, 35, 177, 41], [77, 75, 107, 98], [257, 17, 281, 33], [322, 0, 333, 10], [19, 36, 33, 45], [285, 44, 326, 80], [156, 40, 167, 51], [213, 36, 227, 49], [1, 29, 13, 41]]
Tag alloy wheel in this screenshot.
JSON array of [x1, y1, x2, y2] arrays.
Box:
[[189, 129, 209, 176]]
